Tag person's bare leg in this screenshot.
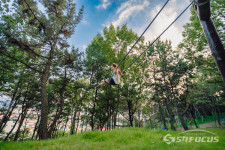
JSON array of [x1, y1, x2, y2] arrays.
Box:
[[101, 82, 108, 86], [101, 79, 110, 87]]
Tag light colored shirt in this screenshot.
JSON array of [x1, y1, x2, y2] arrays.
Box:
[[112, 69, 121, 84]]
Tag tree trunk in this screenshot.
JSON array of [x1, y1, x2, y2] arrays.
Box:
[[22, 118, 28, 141], [32, 115, 40, 140], [127, 100, 133, 127], [39, 74, 49, 140], [39, 42, 56, 140], [177, 109, 188, 130], [75, 113, 80, 134], [170, 83, 188, 130], [14, 107, 28, 141], [63, 112, 69, 136], [0, 93, 21, 133], [0, 79, 21, 132], [48, 69, 67, 137], [81, 118, 85, 133], [190, 105, 198, 128], [106, 87, 110, 130], [212, 107, 221, 126], [0, 98, 19, 133], [212, 96, 222, 126], [158, 101, 168, 130], [138, 109, 140, 127], [113, 85, 120, 128], [165, 104, 176, 130], [63, 119, 69, 136], [91, 88, 98, 131], [70, 108, 77, 135], [162, 70, 176, 131], [208, 96, 221, 126], [201, 105, 208, 116], [4, 113, 21, 141]]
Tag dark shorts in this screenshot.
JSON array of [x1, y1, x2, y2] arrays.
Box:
[[108, 77, 117, 85]]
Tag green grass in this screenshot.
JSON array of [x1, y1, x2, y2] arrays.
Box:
[[0, 128, 224, 150]]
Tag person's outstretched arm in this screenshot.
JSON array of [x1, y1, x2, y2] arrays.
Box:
[[119, 70, 126, 78]]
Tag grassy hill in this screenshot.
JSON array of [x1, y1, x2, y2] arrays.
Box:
[[0, 128, 224, 150]]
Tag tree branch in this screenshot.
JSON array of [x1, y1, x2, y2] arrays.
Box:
[[0, 50, 43, 73]]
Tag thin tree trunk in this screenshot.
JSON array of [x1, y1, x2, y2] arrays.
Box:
[[192, 104, 201, 118], [208, 96, 221, 126], [127, 100, 133, 127], [0, 98, 19, 133], [213, 107, 221, 126], [48, 73, 66, 138], [106, 87, 110, 130], [32, 115, 40, 140], [22, 118, 28, 141], [170, 83, 188, 130], [201, 105, 208, 116], [4, 113, 21, 141], [161, 70, 176, 130], [36, 128, 39, 140], [14, 107, 28, 141], [63, 112, 69, 136], [91, 88, 98, 131], [70, 108, 77, 135], [81, 118, 85, 133], [214, 96, 221, 114], [0, 80, 21, 131], [138, 110, 141, 127], [212, 96, 222, 126], [190, 105, 198, 128], [113, 85, 120, 128], [158, 100, 168, 130], [75, 112, 80, 134], [177, 109, 188, 130]]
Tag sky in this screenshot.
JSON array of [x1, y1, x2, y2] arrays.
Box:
[[69, 0, 192, 52]]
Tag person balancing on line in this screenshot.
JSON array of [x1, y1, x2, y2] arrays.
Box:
[[101, 63, 126, 86]]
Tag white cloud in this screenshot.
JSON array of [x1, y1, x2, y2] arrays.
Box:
[[131, 0, 190, 49], [104, 0, 191, 49], [111, 0, 150, 27], [82, 44, 87, 50], [96, 0, 111, 10], [145, 4, 180, 48], [81, 19, 88, 25]]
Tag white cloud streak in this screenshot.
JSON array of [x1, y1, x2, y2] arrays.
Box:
[[143, 0, 190, 49], [111, 0, 150, 27], [82, 44, 87, 50], [105, 0, 190, 49], [81, 18, 88, 25], [96, 0, 111, 10]]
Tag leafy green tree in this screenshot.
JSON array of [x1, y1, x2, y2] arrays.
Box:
[[0, 0, 83, 139]]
